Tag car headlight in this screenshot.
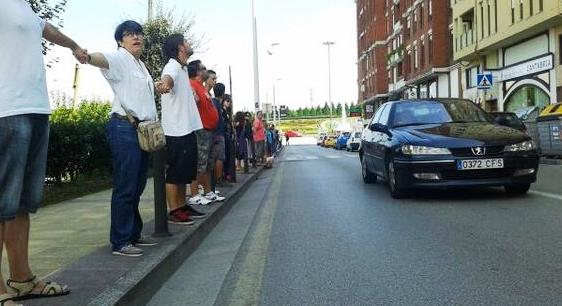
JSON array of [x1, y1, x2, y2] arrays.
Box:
[[504, 140, 536, 152], [401, 145, 451, 155]]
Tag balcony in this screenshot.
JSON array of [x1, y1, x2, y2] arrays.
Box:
[[456, 30, 475, 51], [387, 47, 405, 67]]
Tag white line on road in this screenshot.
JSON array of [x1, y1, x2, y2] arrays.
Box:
[[529, 190, 562, 201]]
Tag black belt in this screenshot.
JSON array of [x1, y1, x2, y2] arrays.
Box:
[[112, 113, 130, 121]]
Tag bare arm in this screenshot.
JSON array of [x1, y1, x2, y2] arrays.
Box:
[[87, 53, 109, 69], [43, 22, 88, 63]]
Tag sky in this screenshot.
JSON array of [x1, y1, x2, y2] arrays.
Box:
[[44, 0, 358, 112]]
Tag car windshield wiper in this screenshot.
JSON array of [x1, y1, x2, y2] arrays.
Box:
[[450, 120, 488, 123], [393, 122, 442, 128]]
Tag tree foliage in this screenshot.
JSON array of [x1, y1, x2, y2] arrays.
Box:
[[27, 0, 68, 66]]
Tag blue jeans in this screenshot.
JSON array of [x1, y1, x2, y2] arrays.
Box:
[[107, 116, 149, 251], [0, 114, 49, 222]]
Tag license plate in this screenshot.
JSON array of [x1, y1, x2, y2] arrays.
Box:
[[456, 158, 504, 170]]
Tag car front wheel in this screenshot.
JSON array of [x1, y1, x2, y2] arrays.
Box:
[[387, 160, 406, 199], [505, 184, 530, 195], [361, 156, 377, 184]]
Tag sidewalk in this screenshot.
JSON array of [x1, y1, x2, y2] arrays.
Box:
[[7, 167, 263, 306]]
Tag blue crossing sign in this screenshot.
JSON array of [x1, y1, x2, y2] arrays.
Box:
[[477, 73, 493, 89]]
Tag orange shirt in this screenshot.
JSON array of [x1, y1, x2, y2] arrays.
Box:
[[190, 79, 218, 130]]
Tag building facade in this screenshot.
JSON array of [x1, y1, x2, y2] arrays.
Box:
[[452, 0, 562, 112], [357, 0, 457, 118]]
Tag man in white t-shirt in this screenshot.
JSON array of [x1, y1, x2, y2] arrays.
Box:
[[156, 34, 207, 225], [0, 0, 88, 304]]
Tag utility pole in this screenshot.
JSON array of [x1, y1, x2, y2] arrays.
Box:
[[323, 41, 335, 119], [148, 0, 154, 21], [252, 0, 261, 113], [268, 42, 280, 125], [309, 88, 314, 108], [72, 64, 80, 108]]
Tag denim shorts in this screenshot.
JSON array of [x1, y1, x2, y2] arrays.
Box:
[[0, 114, 49, 222]]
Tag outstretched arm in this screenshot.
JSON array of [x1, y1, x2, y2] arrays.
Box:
[[86, 53, 110, 69], [42, 22, 88, 64]]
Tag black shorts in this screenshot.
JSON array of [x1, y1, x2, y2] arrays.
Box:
[[165, 133, 198, 184]]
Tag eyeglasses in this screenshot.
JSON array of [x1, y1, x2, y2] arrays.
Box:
[[123, 32, 144, 38]]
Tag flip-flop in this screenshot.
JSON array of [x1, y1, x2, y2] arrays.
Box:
[[0, 293, 22, 306], [7, 276, 70, 301]]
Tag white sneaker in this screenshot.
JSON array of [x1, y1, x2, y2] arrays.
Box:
[[214, 189, 221, 195], [205, 191, 225, 202], [189, 194, 212, 205]]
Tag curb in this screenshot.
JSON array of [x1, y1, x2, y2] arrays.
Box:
[[37, 143, 552, 302], [87, 167, 265, 306]]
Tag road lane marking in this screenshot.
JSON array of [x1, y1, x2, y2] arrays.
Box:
[[529, 190, 562, 201], [225, 166, 284, 306]]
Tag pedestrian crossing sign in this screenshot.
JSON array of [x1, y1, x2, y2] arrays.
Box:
[[477, 73, 493, 89]]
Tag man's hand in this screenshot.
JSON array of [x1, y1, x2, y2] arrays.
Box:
[[155, 81, 171, 94], [155, 75, 174, 94], [72, 47, 89, 64]]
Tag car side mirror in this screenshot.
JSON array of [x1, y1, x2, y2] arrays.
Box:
[[370, 123, 388, 133]]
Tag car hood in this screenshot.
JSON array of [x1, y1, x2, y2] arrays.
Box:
[[393, 122, 530, 147]]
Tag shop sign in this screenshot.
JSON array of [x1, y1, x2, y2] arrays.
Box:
[[492, 54, 553, 81]]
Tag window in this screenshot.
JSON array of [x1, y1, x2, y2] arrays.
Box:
[[559, 35, 562, 65], [539, 0, 543, 11], [494, 0, 498, 32], [378, 104, 392, 125], [429, 36, 433, 63], [530, 0, 533, 15], [511, 0, 515, 23], [420, 5, 424, 28], [466, 66, 480, 88], [520, 0, 523, 20], [420, 42, 425, 68], [487, 1, 491, 36], [480, 3, 484, 39], [414, 46, 419, 69], [372, 104, 386, 124]]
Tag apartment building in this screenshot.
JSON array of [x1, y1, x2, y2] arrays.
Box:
[[452, 0, 562, 111], [357, 0, 457, 118]]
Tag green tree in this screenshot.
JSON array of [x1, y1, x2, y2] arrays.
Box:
[[336, 103, 342, 116], [141, 9, 200, 112], [322, 102, 330, 116], [27, 0, 68, 66]]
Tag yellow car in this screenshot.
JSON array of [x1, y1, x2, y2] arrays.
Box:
[[324, 137, 336, 148]]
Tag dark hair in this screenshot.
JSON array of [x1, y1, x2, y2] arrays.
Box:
[[163, 33, 184, 63], [207, 69, 216, 76], [187, 60, 202, 78], [114, 20, 143, 46], [235, 111, 246, 124], [213, 83, 226, 98]]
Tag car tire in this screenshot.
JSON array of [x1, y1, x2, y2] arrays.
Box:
[[387, 159, 406, 199], [505, 184, 530, 195], [361, 156, 377, 184]]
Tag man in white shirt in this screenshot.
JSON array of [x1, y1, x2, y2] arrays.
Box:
[[156, 34, 207, 225], [0, 0, 87, 303]]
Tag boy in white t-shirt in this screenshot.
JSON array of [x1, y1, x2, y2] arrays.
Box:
[[156, 34, 207, 225]]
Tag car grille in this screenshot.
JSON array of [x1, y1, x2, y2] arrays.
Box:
[[441, 168, 514, 180], [449, 146, 505, 157]]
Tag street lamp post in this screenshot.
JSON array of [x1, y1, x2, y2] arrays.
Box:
[[252, 0, 261, 112], [323, 41, 335, 119], [268, 42, 280, 125]]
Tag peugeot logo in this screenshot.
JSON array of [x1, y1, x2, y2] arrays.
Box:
[[471, 146, 486, 156]]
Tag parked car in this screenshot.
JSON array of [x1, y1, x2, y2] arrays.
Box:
[[489, 112, 527, 133], [324, 136, 336, 148], [284, 130, 301, 138], [346, 131, 362, 151], [360, 99, 539, 198], [335, 132, 351, 150]]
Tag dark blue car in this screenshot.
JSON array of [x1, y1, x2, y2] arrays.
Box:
[[360, 99, 539, 198]]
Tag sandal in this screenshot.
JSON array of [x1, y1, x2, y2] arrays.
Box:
[[0, 293, 22, 306], [7, 276, 70, 301]]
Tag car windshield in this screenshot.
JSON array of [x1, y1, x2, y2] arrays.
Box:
[[392, 100, 492, 127]]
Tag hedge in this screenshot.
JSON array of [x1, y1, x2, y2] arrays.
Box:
[[47, 100, 112, 183]]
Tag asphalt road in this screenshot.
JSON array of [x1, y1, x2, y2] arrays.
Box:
[[150, 144, 562, 306]]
